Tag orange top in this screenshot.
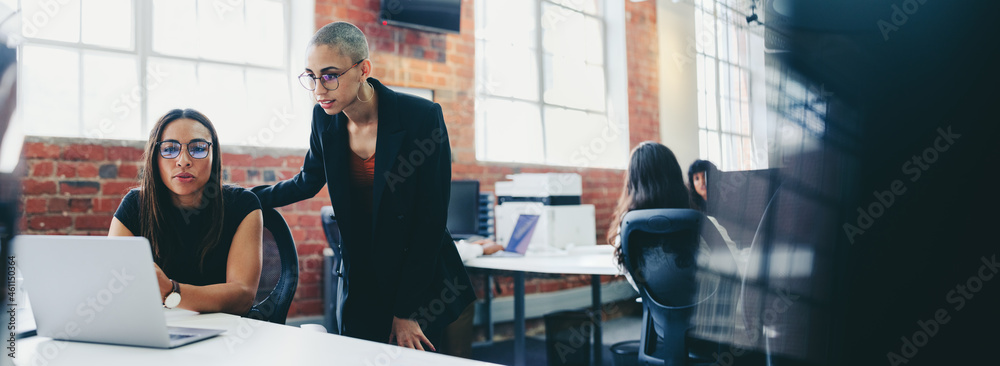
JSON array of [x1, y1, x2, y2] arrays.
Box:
[[349, 152, 375, 214]]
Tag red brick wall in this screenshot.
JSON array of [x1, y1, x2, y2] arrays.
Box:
[[15, 0, 659, 320], [626, 0, 661, 145]]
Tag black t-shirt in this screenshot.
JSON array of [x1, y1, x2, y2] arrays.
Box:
[[114, 185, 261, 286]]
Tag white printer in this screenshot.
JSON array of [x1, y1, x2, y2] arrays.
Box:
[[494, 173, 596, 252]]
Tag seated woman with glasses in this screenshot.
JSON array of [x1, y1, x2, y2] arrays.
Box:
[[108, 109, 263, 316]]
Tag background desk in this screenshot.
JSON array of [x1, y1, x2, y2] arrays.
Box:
[[464, 252, 623, 366], [13, 311, 501, 366]]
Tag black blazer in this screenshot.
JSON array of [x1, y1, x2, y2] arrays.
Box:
[[252, 77, 475, 328]]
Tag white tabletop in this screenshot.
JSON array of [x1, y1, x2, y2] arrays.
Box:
[[464, 248, 622, 276], [13, 310, 501, 366]]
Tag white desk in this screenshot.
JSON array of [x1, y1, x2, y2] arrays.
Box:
[[464, 250, 622, 366], [13, 310, 502, 366]]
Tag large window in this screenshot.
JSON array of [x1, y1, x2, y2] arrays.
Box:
[[695, 0, 767, 171], [475, 0, 629, 169], [5, 0, 311, 170]]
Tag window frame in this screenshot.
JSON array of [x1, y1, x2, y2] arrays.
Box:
[[14, 0, 294, 140], [474, 0, 628, 169], [695, 0, 765, 171]]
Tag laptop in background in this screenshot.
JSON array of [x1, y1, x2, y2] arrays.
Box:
[[491, 214, 539, 257], [13, 235, 224, 348]]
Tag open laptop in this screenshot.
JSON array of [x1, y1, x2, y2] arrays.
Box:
[[491, 214, 540, 257], [12, 235, 224, 348]]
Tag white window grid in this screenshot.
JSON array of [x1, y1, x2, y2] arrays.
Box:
[[474, 0, 627, 169], [695, 0, 762, 171], [13, 0, 293, 143]]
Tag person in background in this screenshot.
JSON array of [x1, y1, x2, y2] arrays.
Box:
[[686, 159, 746, 273], [108, 109, 263, 316], [0, 21, 18, 339], [687, 159, 717, 213], [607, 142, 743, 360], [455, 238, 504, 262], [0, 22, 17, 244], [607, 142, 693, 275]]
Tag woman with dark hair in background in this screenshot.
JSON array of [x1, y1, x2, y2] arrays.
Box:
[[687, 159, 717, 213], [607, 141, 692, 271], [607, 142, 741, 361], [686, 159, 744, 273], [607, 142, 743, 285], [108, 109, 263, 316]]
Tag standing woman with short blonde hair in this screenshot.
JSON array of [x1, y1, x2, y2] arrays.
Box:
[[251, 22, 475, 351]]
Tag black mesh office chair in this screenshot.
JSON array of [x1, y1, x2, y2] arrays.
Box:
[[620, 209, 725, 366], [245, 207, 298, 324]]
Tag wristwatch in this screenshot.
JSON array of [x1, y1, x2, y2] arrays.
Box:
[[164, 279, 182, 309]]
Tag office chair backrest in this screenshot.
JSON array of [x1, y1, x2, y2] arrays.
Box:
[[621, 209, 720, 366], [320, 206, 342, 268], [246, 207, 298, 324], [320, 205, 345, 334]]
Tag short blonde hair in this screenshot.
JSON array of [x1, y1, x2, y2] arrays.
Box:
[[310, 21, 370, 62]]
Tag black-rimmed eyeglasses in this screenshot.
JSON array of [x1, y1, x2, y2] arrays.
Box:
[[298, 60, 364, 91], [157, 140, 212, 159]]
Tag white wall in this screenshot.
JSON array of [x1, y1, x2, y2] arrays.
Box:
[[656, 0, 700, 171]]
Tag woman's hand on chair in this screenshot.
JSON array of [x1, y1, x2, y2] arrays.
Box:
[[389, 316, 435, 352]]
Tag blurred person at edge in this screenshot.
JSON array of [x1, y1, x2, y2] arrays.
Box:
[[0, 26, 20, 355]]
